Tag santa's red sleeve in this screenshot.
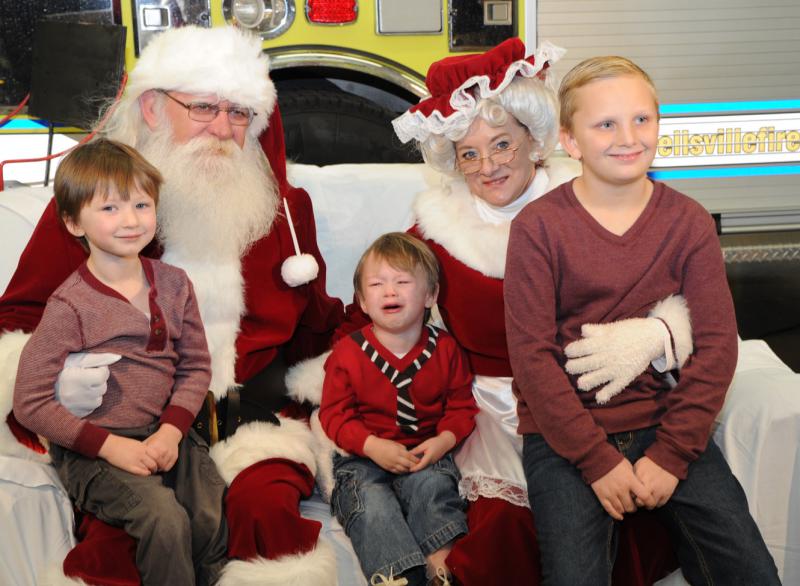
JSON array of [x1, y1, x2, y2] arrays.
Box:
[[0, 198, 87, 457]]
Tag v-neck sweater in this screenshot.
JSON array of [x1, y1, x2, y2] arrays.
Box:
[[505, 179, 737, 483], [320, 325, 477, 456], [13, 258, 211, 458]]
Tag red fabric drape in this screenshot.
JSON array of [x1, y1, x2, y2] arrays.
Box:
[[447, 496, 678, 586]]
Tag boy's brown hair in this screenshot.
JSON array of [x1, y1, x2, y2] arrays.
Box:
[[55, 138, 163, 226], [353, 232, 440, 298], [558, 56, 659, 132]]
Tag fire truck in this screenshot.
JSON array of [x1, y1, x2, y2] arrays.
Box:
[[0, 0, 529, 165], [2, 1, 798, 220], [1, 0, 799, 366]]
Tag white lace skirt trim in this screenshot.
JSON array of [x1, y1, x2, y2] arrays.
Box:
[[459, 474, 529, 509], [455, 375, 530, 508]]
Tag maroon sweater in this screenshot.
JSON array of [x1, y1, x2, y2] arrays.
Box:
[[321, 325, 477, 456], [505, 180, 737, 483], [13, 258, 210, 458]]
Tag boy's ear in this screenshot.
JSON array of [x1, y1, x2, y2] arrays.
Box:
[[62, 215, 85, 238], [426, 284, 440, 308], [139, 90, 161, 131], [560, 127, 582, 161], [356, 291, 368, 316]]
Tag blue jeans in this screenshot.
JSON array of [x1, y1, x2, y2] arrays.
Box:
[[522, 427, 780, 586], [332, 453, 468, 584]]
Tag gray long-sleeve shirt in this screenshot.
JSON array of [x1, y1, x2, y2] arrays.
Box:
[[13, 258, 210, 458]]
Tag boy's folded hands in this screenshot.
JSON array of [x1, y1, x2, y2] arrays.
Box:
[[409, 431, 456, 473], [591, 457, 679, 520], [143, 423, 182, 472], [97, 423, 183, 476], [633, 456, 679, 508], [98, 434, 159, 477], [591, 459, 655, 520], [364, 435, 420, 474], [363, 432, 457, 474]]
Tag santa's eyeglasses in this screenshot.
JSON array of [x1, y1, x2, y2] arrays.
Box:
[[156, 90, 256, 126]]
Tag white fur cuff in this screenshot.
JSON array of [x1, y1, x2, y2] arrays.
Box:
[[0, 329, 49, 462], [309, 408, 349, 503], [217, 538, 337, 586], [649, 295, 693, 368], [209, 417, 317, 485], [285, 351, 330, 406]]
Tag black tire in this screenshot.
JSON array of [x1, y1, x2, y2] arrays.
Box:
[[279, 88, 423, 165]]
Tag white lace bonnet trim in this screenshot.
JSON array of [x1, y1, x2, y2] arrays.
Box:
[[392, 41, 566, 145]]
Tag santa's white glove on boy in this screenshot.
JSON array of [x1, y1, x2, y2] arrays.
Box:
[[56, 352, 122, 417], [564, 295, 693, 405]]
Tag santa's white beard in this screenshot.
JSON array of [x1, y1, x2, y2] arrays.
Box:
[[134, 124, 279, 395], [138, 125, 278, 261]]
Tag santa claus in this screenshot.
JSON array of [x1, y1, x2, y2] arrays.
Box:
[[0, 26, 343, 585]]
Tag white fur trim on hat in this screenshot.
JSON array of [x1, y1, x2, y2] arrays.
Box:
[[393, 41, 565, 144], [285, 351, 330, 406], [124, 26, 276, 137], [0, 329, 49, 462], [217, 538, 337, 586], [209, 417, 317, 485]]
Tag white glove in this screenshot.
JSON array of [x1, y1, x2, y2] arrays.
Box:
[[55, 352, 122, 417], [564, 318, 669, 405]]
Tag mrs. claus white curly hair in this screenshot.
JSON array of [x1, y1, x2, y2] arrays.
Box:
[[419, 75, 559, 175]]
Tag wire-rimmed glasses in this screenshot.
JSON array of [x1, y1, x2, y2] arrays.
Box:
[[156, 89, 256, 126], [457, 144, 521, 174]]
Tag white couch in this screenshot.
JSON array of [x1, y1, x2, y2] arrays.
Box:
[[1, 163, 798, 585]]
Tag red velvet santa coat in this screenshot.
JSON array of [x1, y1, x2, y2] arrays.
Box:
[[0, 109, 345, 585], [407, 230, 510, 377]]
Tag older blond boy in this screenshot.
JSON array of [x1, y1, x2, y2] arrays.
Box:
[[504, 57, 779, 585]]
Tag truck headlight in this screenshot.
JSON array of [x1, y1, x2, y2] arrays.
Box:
[[223, 0, 296, 38], [232, 0, 266, 28]]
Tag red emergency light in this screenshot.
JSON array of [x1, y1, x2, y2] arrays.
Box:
[[306, 0, 357, 24]]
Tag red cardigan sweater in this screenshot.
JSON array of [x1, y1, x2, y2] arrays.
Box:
[[320, 325, 477, 456]]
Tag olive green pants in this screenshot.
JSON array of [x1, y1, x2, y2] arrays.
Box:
[[51, 425, 227, 586]]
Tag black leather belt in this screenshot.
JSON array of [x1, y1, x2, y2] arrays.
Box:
[[194, 349, 288, 444]]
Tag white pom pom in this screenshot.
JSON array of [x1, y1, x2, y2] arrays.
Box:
[[281, 253, 319, 287]]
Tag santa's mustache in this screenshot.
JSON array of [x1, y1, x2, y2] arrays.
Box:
[[136, 124, 278, 260]]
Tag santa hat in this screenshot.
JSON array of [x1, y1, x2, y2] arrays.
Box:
[[392, 38, 565, 144], [122, 26, 276, 137]]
